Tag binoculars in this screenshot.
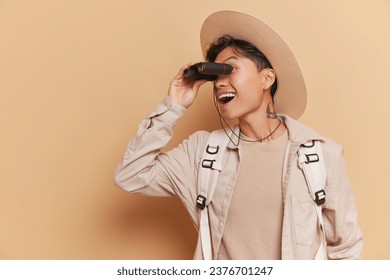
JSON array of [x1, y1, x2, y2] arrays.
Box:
[[183, 62, 233, 81]]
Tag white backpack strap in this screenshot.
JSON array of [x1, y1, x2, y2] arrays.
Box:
[[298, 140, 327, 260], [197, 130, 229, 260]]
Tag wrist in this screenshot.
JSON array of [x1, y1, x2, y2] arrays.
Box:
[[168, 96, 188, 111]]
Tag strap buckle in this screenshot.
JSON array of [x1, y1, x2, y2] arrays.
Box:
[[305, 153, 320, 164], [206, 144, 219, 155], [202, 159, 215, 169], [314, 190, 326, 205], [196, 195, 207, 210]]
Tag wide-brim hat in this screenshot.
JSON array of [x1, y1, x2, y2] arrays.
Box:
[[200, 10, 307, 119]]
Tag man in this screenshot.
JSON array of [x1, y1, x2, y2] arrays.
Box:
[[114, 11, 363, 259]]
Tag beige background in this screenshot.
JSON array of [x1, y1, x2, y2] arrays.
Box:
[[1, 0, 389, 259]]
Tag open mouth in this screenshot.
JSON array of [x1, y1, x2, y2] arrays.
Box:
[[218, 92, 236, 104]]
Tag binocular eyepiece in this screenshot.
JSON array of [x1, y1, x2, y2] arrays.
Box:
[[183, 62, 233, 81]]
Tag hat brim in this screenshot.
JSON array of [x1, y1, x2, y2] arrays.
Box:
[[200, 10, 307, 119]]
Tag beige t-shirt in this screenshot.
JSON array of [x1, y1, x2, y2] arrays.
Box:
[[218, 130, 288, 259]]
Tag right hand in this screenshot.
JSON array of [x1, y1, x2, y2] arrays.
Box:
[[168, 63, 208, 108]]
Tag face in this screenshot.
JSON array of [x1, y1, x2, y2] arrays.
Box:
[[213, 46, 273, 121]]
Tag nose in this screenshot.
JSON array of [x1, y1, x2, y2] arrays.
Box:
[[214, 74, 229, 88]]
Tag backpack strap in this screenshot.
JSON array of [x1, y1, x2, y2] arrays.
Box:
[[298, 140, 327, 260], [197, 134, 328, 259], [197, 130, 230, 260]]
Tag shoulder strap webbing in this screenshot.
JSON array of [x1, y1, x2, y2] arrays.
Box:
[[197, 130, 230, 260], [298, 140, 327, 260], [198, 135, 328, 259]]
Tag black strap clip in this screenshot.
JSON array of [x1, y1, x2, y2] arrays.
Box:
[[314, 190, 326, 205], [202, 159, 215, 169], [196, 195, 207, 210], [206, 144, 219, 155], [305, 153, 319, 164]]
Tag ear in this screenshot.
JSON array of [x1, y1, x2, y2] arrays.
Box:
[[263, 69, 276, 90]]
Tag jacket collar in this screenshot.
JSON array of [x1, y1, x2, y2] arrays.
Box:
[[225, 114, 325, 149], [281, 115, 325, 144]]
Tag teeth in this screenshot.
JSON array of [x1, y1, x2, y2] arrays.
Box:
[[218, 93, 236, 100], [218, 92, 236, 104]]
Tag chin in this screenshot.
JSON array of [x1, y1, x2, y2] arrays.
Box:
[[219, 112, 239, 125], [219, 110, 234, 120]]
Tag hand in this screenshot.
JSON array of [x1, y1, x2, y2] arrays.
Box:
[[168, 63, 208, 108]]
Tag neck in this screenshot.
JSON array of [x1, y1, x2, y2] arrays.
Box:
[[238, 102, 285, 142]]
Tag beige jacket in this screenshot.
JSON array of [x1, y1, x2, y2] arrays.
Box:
[[114, 97, 363, 259]]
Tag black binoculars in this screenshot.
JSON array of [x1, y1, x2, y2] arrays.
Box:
[[183, 62, 233, 81]]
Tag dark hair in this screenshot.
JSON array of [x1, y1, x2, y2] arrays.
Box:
[[206, 35, 277, 99]]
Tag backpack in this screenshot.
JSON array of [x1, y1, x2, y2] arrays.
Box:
[[196, 129, 327, 260]]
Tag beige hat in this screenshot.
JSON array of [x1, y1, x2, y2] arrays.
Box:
[[200, 10, 307, 119]]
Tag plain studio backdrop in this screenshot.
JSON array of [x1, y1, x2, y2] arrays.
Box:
[[1, 0, 389, 259]]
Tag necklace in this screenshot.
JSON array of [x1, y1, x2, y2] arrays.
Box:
[[213, 94, 283, 146], [239, 118, 282, 143]]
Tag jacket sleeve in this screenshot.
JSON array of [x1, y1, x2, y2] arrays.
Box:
[[323, 145, 364, 259], [113, 96, 206, 220]]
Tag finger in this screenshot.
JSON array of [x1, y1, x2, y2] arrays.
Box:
[[192, 78, 208, 92], [172, 62, 196, 80]]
